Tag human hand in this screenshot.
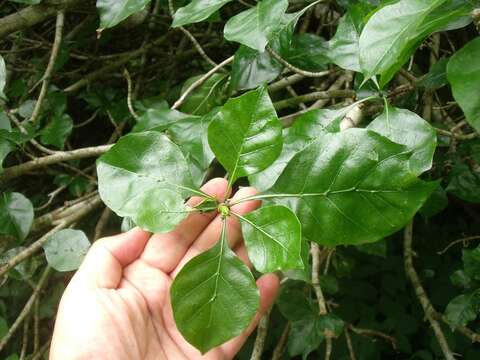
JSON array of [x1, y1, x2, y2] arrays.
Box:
[[50, 178, 279, 360]]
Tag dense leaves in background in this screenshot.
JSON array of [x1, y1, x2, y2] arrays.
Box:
[[1, 0, 480, 359]]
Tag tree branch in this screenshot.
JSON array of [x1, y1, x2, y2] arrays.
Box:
[[250, 310, 270, 360], [404, 221, 455, 360], [267, 46, 333, 78], [0, 0, 80, 40], [172, 56, 233, 110], [0, 267, 51, 352], [0, 195, 102, 279], [273, 89, 356, 111], [0, 145, 112, 182]]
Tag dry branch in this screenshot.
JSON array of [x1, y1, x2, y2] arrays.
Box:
[[1, 145, 112, 182], [0, 0, 80, 40], [404, 221, 455, 360]]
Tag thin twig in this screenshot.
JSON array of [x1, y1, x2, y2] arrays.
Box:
[[33, 298, 40, 353], [273, 89, 356, 111], [348, 325, 396, 350], [167, 0, 217, 67], [435, 127, 478, 140], [250, 310, 270, 360], [19, 315, 30, 360], [94, 207, 112, 241], [172, 56, 233, 110], [311, 243, 328, 315], [345, 327, 357, 360], [267, 46, 333, 78], [123, 68, 140, 121], [437, 235, 480, 255], [0, 145, 112, 182], [0, 196, 102, 278], [404, 221, 455, 360], [268, 73, 305, 92], [271, 323, 290, 360], [30, 10, 65, 124], [0, 267, 51, 352]]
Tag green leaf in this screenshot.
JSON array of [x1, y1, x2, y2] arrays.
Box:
[[224, 0, 289, 52], [327, 10, 363, 72], [250, 106, 352, 191], [0, 317, 7, 339], [208, 86, 282, 185], [270, 129, 437, 246], [417, 57, 449, 90], [277, 33, 329, 72], [450, 270, 472, 289], [172, 0, 233, 27], [171, 221, 259, 354], [97, 132, 197, 233], [277, 287, 315, 322], [367, 105, 437, 175], [97, 0, 151, 30], [42, 229, 90, 272], [0, 139, 15, 171], [446, 163, 480, 203], [168, 109, 216, 174], [133, 101, 192, 133], [180, 73, 228, 116], [359, 0, 447, 87], [289, 314, 344, 360], [447, 37, 480, 133], [0, 247, 40, 279], [463, 246, 480, 281], [40, 113, 73, 150], [0, 192, 34, 242], [230, 46, 282, 91], [445, 290, 480, 328], [133, 103, 215, 186], [237, 205, 303, 273], [0, 56, 6, 100], [419, 185, 448, 218], [356, 239, 387, 258], [0, 111, 11, 131]]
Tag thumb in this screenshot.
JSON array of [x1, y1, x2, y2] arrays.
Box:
[[74, 228, 150, 289]]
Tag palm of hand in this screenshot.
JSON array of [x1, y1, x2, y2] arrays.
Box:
[[50, 179, 279, 360]]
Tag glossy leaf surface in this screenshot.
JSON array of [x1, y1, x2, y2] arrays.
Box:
[[208, 87, 282, 184], [173, 0, 233, 27], [367, 106, 437, 175], [97, 132, 196, 233], [447, 37, 480, 133], [359, 0, 446, 87], [0, 192, 34, 242], [180, 73, 228, 116], [40, 114, 73, 150], [270, 129, 436, 245], [445, 290, 480, 328], [238, 205, 303, 273], [224, 0, 288, 52], [250, 106, 350, 191], [42, 229, 90, 272], [171, 222, 259, 354], [230, 46, 282, 91], [97, 0, 151, 30]]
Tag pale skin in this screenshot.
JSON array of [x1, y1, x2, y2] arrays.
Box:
[[50, 178, 280, 360]]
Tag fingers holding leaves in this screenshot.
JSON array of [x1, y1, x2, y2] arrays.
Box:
[[140, 177, 229, 274], [171, 186, 260, 277]]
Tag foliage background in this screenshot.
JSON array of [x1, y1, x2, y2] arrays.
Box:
[[0, 0, 480, 359]]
